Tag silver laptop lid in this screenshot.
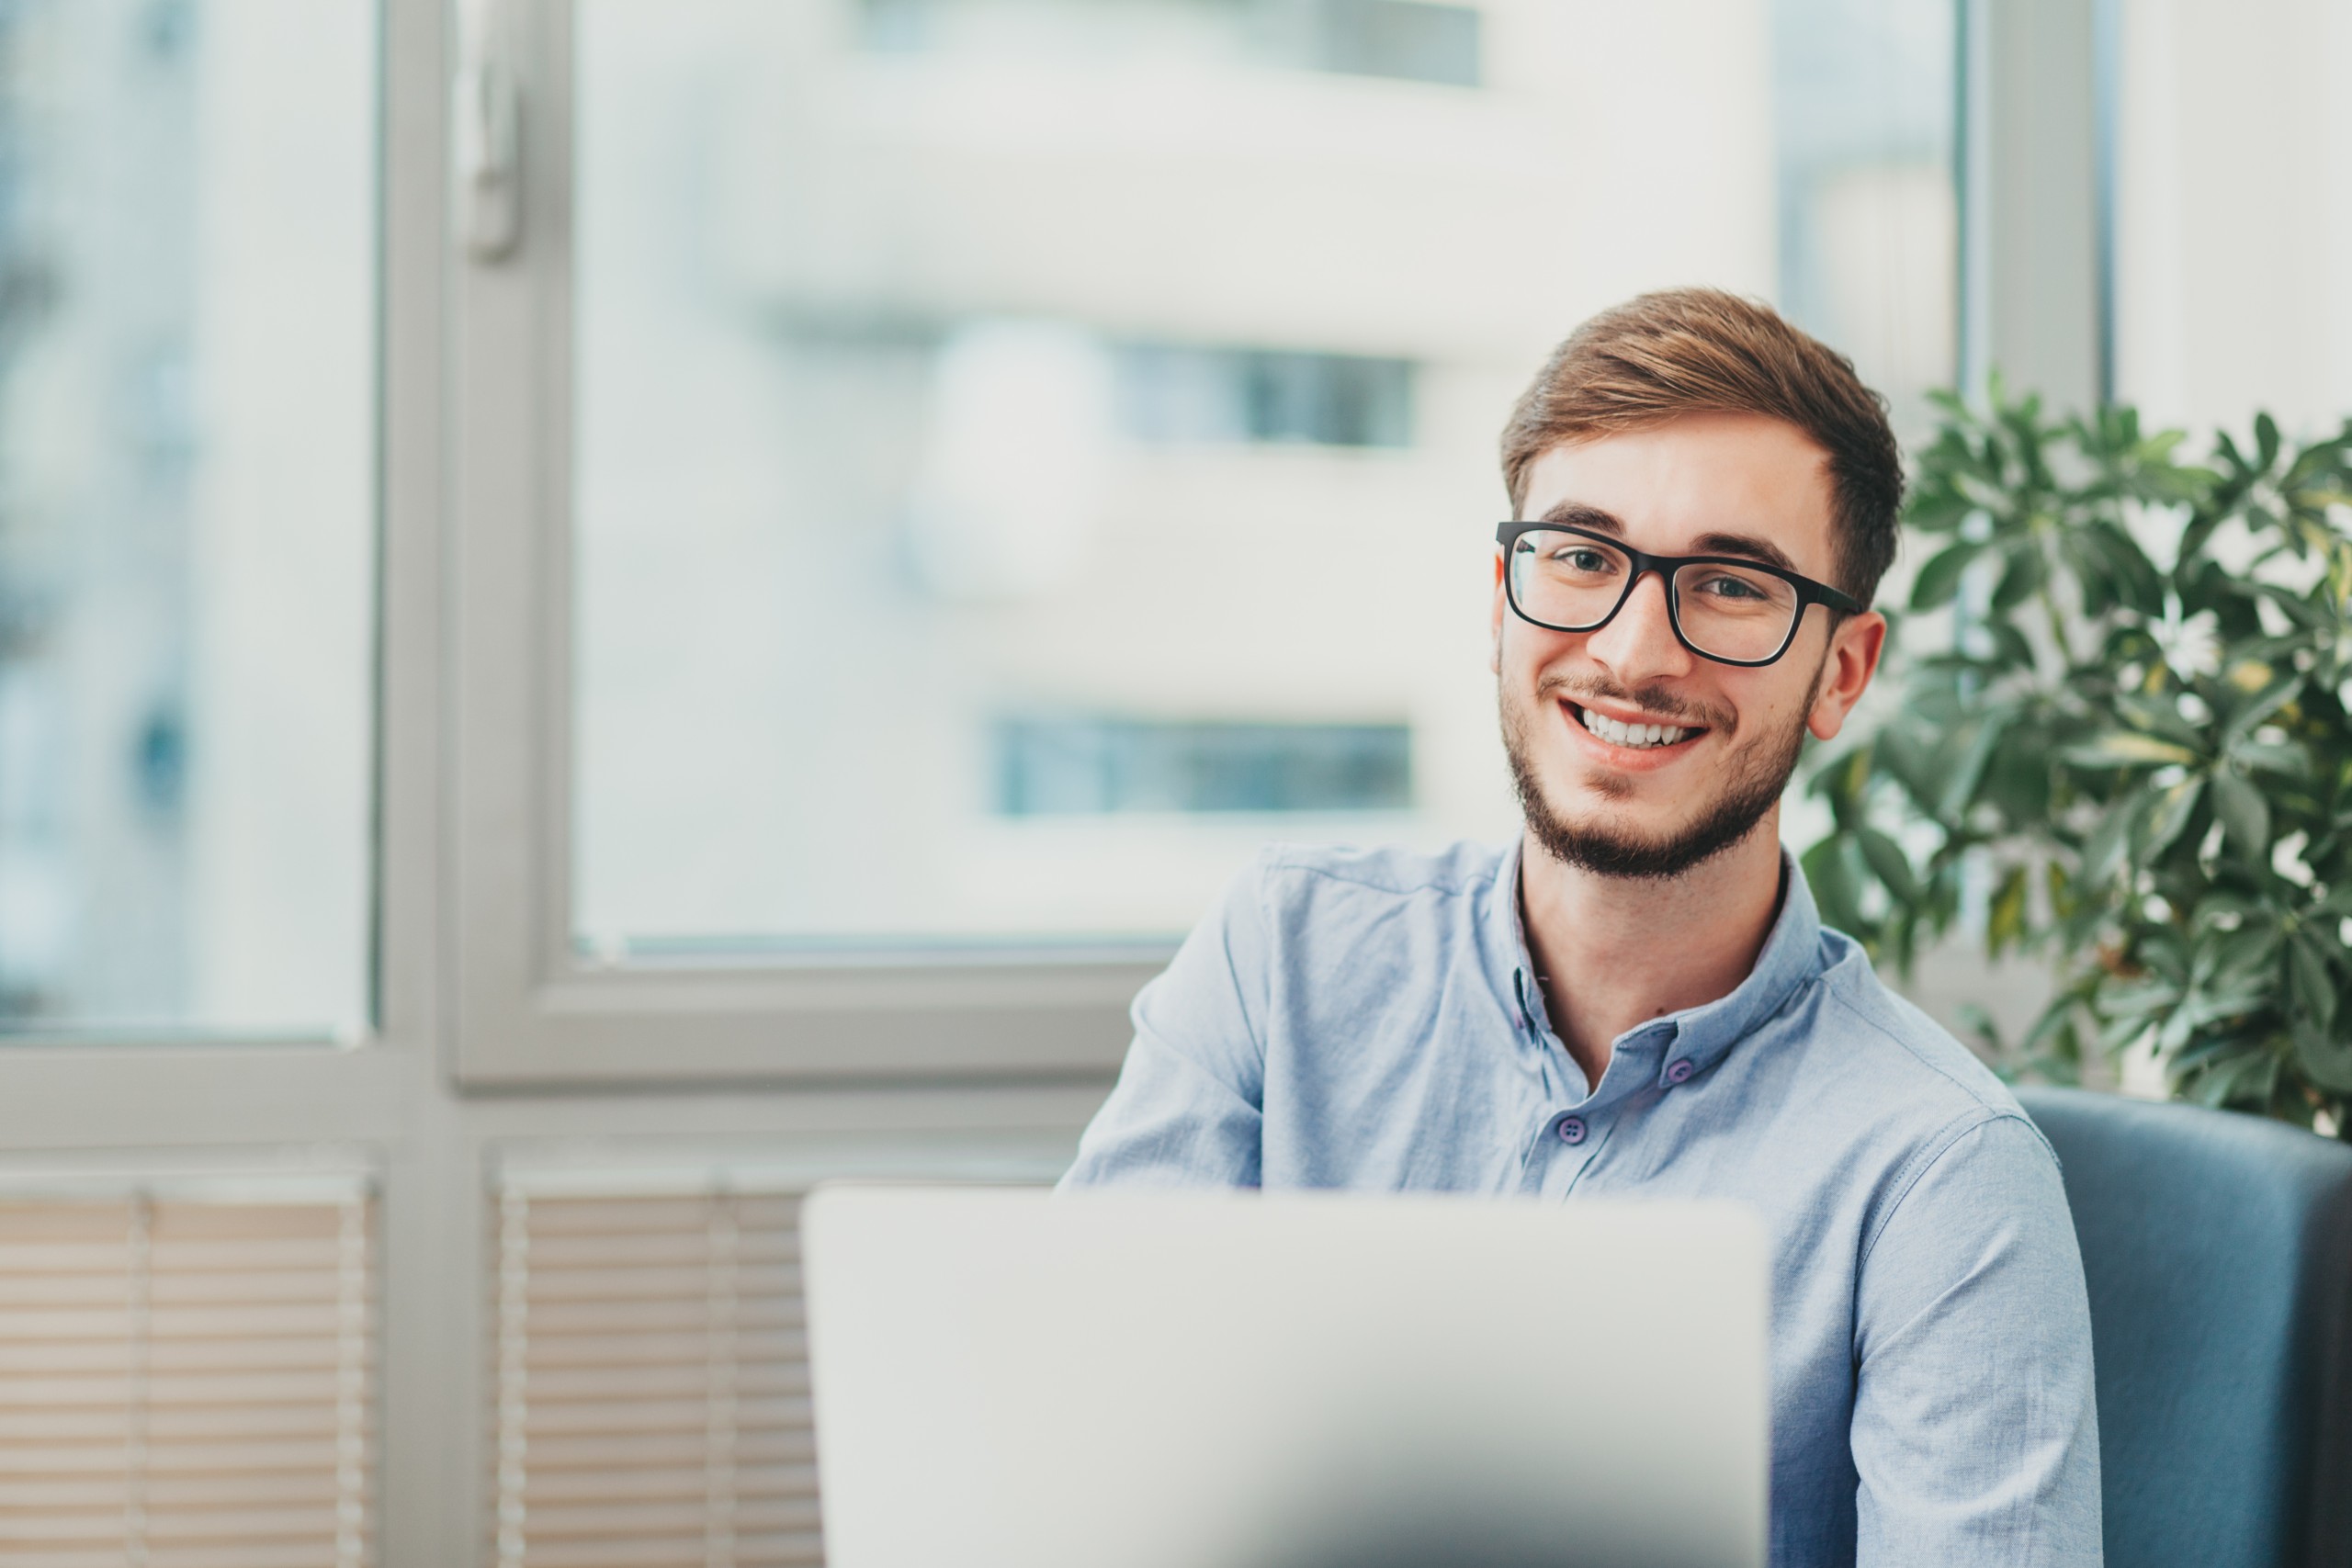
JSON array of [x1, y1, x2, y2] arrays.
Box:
[[804, 1185, 1767, 1568]]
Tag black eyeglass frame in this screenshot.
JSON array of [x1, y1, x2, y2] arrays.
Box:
[[1494, 520, 1865, 669]]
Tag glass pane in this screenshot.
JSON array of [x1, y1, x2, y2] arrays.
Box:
[[572, 0, 1955, 953], [0, 2, 377, 1036], [1770, 0, 1959, 435]]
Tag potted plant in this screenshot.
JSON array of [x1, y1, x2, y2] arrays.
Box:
[[1804, 384, 2352, 1134]]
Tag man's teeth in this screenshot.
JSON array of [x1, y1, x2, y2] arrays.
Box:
[[1579, 707, 1689, 749]]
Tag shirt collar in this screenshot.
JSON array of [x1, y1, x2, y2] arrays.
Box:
[[1492, 840, 1828, 1086]]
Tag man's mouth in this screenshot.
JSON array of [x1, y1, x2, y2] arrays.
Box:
[[1566, 702, 1707, 750]]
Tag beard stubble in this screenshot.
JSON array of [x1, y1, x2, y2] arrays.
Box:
[[1500, 659, 1826, 881]]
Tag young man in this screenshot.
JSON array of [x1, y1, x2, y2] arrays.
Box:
[[1061, 289, 2102, 1566]]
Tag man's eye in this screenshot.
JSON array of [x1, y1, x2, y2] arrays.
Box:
[[1697, 572, 1769, 601], [1559, 548, 1614, 573]]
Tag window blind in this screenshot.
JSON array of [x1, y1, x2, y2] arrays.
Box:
[[490, 1186, 820, 1568], [0, 1181, 375, 1568]]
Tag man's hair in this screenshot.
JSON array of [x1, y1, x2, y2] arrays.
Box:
[[1499, 288, 1903, 607]]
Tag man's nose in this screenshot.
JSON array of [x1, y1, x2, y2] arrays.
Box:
[[1583, 570, 1694, 684]]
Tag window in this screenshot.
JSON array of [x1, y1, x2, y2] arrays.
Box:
[[858, 0, 1484, 87], [1769, 0, 1959, 435], [0, 0, 378, 1041], [432, 0, 1974, 1078], [1117, 346, 1414, 448], [996, 716, 1412, 816], [560, 0, 1783, 973]]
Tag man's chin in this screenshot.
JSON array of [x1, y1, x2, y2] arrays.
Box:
[[1510, 754, 1786, 882], [1529, 813, 1758, 882]]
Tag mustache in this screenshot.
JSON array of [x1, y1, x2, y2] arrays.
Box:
[[1538, 673, 1736, 734]]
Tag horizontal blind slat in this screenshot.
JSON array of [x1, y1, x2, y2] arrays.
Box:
[[495, 1188, 820, 1568], [0, 1193, 374, 1567]]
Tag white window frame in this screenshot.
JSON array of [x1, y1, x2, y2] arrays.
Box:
[[446, 0, 1161, 1088], [441, 0, 2110, 1089]]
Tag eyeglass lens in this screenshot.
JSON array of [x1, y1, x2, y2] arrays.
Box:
[[1507, 530, 1800, 662]]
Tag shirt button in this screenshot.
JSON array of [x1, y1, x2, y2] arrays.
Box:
[[1666, 1059, 1695, 1085], [1556, 1117, 1587, 1145]]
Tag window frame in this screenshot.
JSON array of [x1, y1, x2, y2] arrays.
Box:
[[446, 0, 2109, 1089], [447, 0, 1160, 1088]]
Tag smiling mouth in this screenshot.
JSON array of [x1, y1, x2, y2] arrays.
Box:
[[1566, 702, 1708, 750]]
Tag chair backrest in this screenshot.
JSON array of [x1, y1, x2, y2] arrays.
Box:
[[2017, 1087, 2352, 1568]]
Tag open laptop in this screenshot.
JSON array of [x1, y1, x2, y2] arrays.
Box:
[[803, 1185, 1768, 1568]]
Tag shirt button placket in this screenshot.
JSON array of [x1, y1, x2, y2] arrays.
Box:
[[1555, 1116, 1587, 1145]]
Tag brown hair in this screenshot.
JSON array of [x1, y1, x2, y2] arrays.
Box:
[[1499, 288, 1903, 606]]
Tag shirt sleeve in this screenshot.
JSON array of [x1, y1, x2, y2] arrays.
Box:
[[1057, 857, 1273, 1190], [1849, 1111, 2103, 1565]]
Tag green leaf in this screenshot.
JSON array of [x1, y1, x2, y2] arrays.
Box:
[[1908, 540, 1982, 610], [2292, 1022, 2352, 1094], [1987, 863, 2030, 953], [2077, 794, 2138, 886], [1905, 490, 1973, 533], [2084, 519, 2165, 614], [1801, 837, 1867, 939], [2107, 964, 2177, 1011], [2289, 932, 2338, 1031], [1855, 828, 1921, 906], [1991, 540, 2049, 612], [2063, 732, 2199, 769], [2115, 693, 2209, 751], [2210, 768, 2272, 860], [2220, 675, 2304, 749], [1935, 715, 2011, 824], [2229, 739, 2309, 779], [2142, 774, 2206, 859]]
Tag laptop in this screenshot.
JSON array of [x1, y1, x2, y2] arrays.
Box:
[[803, 1184, 1768, 1568]]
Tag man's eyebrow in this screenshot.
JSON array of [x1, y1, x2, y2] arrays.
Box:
[[1535, 501, 1625, 534], [1691, 531, 1800, 574]]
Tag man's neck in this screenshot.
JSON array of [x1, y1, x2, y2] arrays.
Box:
[[1518, 807, 1787, 1090]]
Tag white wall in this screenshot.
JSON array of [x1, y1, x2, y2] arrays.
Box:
[[2115, 0, 2352, 443]]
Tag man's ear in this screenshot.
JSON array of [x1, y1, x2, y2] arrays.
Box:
[[1488, 547, 1508, 675], [1807, 610, 1886, 741]]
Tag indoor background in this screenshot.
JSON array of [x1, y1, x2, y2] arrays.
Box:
[[0, 0, 2344, 1563]]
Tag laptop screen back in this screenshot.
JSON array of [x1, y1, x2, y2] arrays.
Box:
[[804, 1185, 1767, 1568]]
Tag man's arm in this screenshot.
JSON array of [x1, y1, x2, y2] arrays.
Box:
[[1058, 860, 1272, 1189], [1850, 1111, 2103, 1565]]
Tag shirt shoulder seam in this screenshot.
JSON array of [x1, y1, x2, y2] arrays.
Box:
[[1226, 859, 1274, 1072], [1855, 1108, 2059, 1275], [1815, 982, 2065, 1271], [1819, 979, 2030, 1121]]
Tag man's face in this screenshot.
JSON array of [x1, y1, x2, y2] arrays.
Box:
[[1490, 412, 1884, 879]]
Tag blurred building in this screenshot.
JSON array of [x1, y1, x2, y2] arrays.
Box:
[[0, 0, 1957, 1021], [569, 0, 1955, 952], [0, 0, 371, 1035]]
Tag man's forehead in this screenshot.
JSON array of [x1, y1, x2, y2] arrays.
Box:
[[1518, 414, 1837, 575]]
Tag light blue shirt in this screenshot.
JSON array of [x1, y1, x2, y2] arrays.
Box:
[[1063, 840, 2102, 1568]]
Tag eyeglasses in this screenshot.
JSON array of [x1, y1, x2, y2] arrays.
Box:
[[1495, 521, 1862, 669]]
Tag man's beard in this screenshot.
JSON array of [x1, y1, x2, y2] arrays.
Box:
[[1500, 662, 1823, 882]]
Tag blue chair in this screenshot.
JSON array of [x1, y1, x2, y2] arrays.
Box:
[[2017, 1087, 2352, 1568]]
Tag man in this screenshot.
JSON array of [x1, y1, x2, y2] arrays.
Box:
[[1061, 289, 2101, 1566]]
